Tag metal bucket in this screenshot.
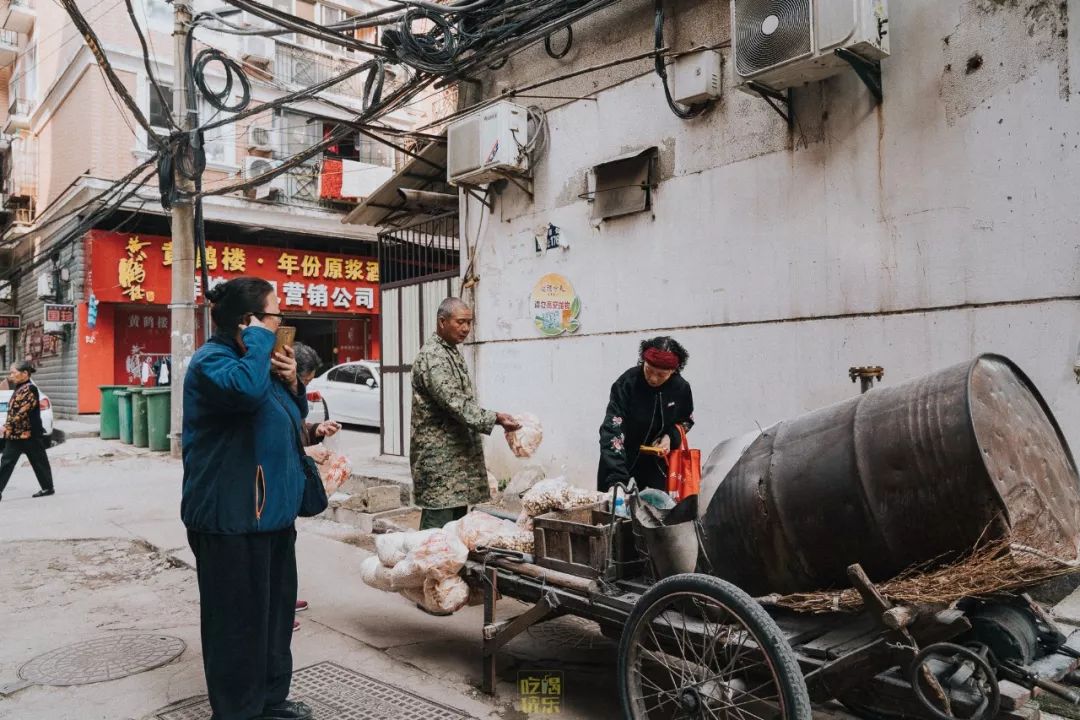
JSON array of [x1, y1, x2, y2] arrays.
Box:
[[634, 495, 701, 579], [641, 523, 699, 578], [699, 354, 1080, 595]]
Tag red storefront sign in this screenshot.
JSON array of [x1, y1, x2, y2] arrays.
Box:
[[86, 230, 380, 314]]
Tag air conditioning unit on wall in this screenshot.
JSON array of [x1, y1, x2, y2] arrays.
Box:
[[732, 0, 889, 93], [244, 157, 286, 199], [247, 124, 276, 152], [446, 101, 530, 186], [240, 13, 274, 67]]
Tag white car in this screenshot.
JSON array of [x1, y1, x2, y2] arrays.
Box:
[[0, 383, 55, 446], [306, 360, 380, 428]]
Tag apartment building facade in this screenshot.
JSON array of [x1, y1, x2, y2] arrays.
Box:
[[0, 0, 430, 416]]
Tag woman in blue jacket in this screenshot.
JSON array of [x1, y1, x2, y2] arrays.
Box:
[[182, 277, 312, 720]]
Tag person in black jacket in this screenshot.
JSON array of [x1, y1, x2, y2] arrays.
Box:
[[597, 337, 694, 492], [0, 361, 54, 501]]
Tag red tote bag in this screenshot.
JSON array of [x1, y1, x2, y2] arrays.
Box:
[[665, 425, 701, 502]]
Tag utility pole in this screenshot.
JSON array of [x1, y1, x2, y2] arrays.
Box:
[[169, 0, 196, 458]]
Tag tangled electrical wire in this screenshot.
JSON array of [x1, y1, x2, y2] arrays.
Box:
[[381, 0, 607, 77]]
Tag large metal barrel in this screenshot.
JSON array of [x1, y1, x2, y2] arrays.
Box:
[[700, 354, 1080, 596]]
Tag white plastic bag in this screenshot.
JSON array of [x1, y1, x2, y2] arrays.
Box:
[[375, 529, 438, 567], [409, 530, 468, 580], [403, 576, 469, 614], [388, 557, 427, 589], [487, 530, 534, 554], [505, 413, 543, 458], [455, 511, 520, 551], [360, 556, 396, 592], [423, 576, 469, 613], [318, 451, 352, 497]]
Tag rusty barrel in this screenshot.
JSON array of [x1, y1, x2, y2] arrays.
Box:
[[700, 354, 1080, 596]]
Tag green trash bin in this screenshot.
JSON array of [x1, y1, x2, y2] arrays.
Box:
[[131, 389, 148, 448], [98, 385, 127, 440], [144, 388, 172, 452], [116, 391, 133, 444]]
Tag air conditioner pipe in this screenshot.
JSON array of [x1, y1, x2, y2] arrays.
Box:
[[396, 188, 457, 211]]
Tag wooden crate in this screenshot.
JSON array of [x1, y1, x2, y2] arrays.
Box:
[[533, 503, 643, 580]]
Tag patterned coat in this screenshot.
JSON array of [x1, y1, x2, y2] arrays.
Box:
[[410, 334, 496, 509], [4, 381, 44, 440], [597, 366, 694, 492]]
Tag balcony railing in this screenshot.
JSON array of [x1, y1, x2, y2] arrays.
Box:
[[0, 0, 34, 35], [4, 134, 37, 200], [275, 42, 372, 100]]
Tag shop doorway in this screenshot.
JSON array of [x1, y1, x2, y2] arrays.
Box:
[[290, 318, 335, 375]]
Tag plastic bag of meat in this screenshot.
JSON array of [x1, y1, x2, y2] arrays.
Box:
[[486, 530, 534, 554], [375, 529, 438, 567], [521, 478, 604, 517], [505, 413, 543, 458], [388, 557, 427, 589], [423, 576, 470, 613], [455, 511, 520, 551], [318, 451, 352, 497], [409, 530, 468, 580], [361, 556, 398, 592], [403, 576, 469, 615], [515, 509, 534, 533]]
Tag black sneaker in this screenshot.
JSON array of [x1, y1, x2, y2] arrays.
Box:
[[32, 489, 54, 498], [258, 700, 314, 720]]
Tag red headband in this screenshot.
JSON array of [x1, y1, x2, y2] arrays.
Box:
[[643, 347, 679, 370]]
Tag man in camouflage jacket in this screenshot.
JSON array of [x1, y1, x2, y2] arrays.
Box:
[[410, 298, 520, 530]]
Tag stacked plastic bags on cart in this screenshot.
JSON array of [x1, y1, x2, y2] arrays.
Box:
[[515, 477, 606, 532], [361, 511, 532, 614]]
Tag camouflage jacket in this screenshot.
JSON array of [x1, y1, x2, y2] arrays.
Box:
[[410, 334, 497, 509]]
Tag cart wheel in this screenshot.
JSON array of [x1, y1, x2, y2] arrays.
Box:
[[618, 573, 812, 720]]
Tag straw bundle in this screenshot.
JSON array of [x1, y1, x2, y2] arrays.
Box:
[[758, 533, 1080, 614]]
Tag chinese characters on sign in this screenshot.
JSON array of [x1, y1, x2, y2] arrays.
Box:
[[96, 231, 379, 315], [0, 315, 21, 330], [518, 671, 562, 715], [119, 236, 155, 302], [44, 304, 77, 324], [530, 273, 581, 336]]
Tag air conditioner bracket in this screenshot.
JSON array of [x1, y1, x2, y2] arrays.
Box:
[[835, 48, 882, 104], [748, 83, 793, 129]]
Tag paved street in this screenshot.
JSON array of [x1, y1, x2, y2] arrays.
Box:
[[326, 425, 381, 468], [0, 437, 616, 720]]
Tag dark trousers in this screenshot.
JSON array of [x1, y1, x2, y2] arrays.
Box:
[[419, 505, 468, 530], [187, 527, 297, 720], [0, 437, 54, 496]]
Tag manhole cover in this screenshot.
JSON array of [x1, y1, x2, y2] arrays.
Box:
[[527, 615, 615, 651], [19, 634, 186, 686], [155, 662, 471, 719]]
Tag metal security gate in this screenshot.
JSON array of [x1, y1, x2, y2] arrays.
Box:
[[378, 212, 459, 456]]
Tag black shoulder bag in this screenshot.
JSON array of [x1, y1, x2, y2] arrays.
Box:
[[273, 390, 328, 518]]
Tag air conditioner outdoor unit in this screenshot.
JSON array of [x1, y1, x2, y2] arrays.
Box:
[[240, 13, 274, 67], [36, 273, 54, 300], [242, 35, 275, 67], [446, 100, 530, 186], [732, 0, 889, 94], [247, 124, 276, 152], [244, 157, 286, 199]]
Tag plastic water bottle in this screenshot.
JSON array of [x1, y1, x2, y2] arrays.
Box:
[[614, 495, 629, 518]]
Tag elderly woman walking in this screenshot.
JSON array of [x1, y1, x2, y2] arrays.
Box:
[[0, 361, 54, 501], [597, 336, 694, 493], [181, 277, 313, 720]]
